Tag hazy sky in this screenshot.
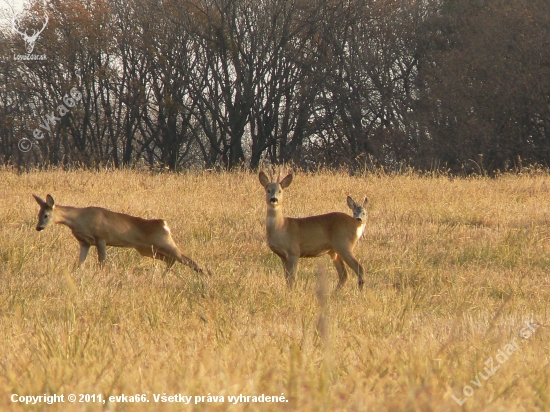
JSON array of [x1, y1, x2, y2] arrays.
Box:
[[1, 0, 27, 15], [0, 0, 46, 33]]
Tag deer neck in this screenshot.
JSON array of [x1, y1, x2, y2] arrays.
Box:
[[54, 205, 80, 228], [266, 204, 285, 233]]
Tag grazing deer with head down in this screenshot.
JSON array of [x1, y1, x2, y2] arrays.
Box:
[[259, 171, 368, 289], [33, 194, 203, 273]]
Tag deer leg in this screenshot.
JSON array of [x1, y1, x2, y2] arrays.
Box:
[[330, 251, 348, 289], [283, 255, 299, 289], [96, 239, 107, 268], [179, 253, 204, 274], [337, 250, 365, 290], [151, 248, 175, 269], [136, 247, 154, 258], [164, 244, 203, 274], [154, 236, 204, 274], [136, 246, 167, 261], [135, 247, 175, 278], [78, 241, 91, 267], [164, 256, 176, 269], [157, 254, 176, 278], [136, 246, 174, 266], [136, 245, 197, 273]]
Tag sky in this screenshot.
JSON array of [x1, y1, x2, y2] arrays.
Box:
[[0, 0, 38, 32]]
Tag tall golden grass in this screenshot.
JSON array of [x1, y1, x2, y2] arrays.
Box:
[[1, 168, 550, 411]]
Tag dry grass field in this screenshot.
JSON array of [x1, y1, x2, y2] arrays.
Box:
[[1, 168, 550, 411]]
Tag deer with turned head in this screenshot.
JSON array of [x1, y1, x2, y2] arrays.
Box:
[[259, 170, 368, 289]]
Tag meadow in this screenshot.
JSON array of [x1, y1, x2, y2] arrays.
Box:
[[1, 168, 550, 411]]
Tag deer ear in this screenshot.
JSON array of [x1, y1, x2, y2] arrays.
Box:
[[362, 197, 368, 207], [46, 194, 55, 208], [259, 171, 270, 188], [33, 194, 45, 206], [280, 174, 293, 189], [347, 196, 356, 210]]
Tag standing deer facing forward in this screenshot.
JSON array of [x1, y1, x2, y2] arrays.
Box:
[[259, 171, 368, 289], [33, 194, 203, 273]]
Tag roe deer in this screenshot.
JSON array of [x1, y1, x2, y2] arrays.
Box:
[[33, 194, 203, 273], [258, 171, 368, 289]]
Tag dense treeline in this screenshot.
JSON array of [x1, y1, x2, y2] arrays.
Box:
[[0, 0, 548, 173]]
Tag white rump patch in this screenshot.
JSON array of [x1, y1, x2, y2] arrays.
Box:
[[163, 221, 171, 234]]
